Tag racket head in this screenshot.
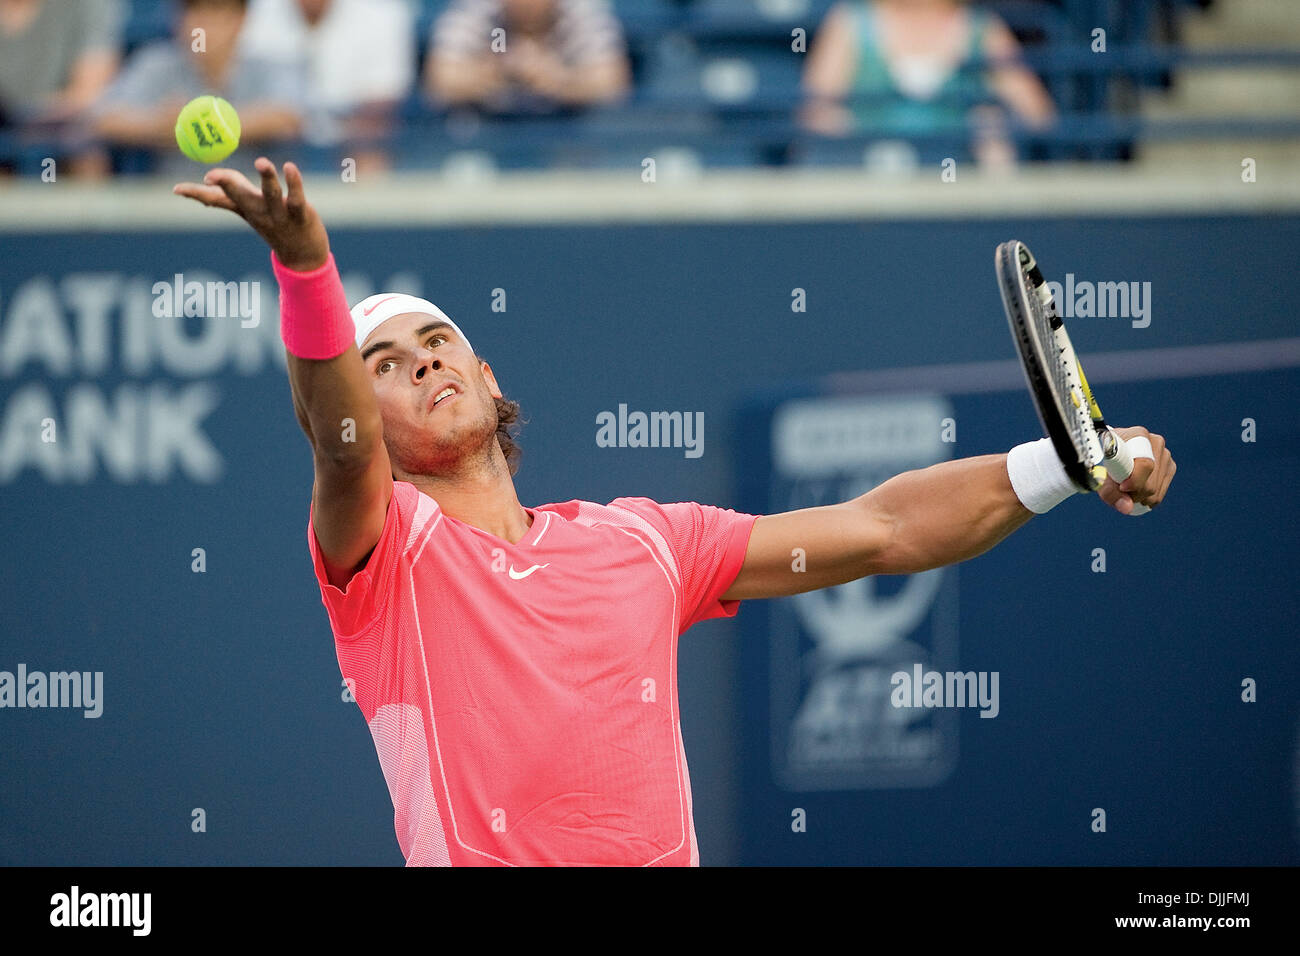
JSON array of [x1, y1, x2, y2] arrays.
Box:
[[995, 240, 1105, 492]]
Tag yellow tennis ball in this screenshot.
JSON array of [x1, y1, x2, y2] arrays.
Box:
[[175, 95, 241, 164]]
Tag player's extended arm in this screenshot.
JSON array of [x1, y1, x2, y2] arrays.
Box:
[[721, 427, 1174, 601], [173, 159, 392, 589]]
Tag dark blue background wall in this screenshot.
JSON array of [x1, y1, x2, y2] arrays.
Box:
[[1, 214, 1295, 864]]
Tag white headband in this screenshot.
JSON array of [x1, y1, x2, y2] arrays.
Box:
[[349, 293, 473, 355]]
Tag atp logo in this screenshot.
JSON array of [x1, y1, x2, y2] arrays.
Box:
[[768, 395, 960, 790]]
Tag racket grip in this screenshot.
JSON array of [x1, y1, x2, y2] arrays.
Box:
[[1101, 431, 1150, 516]]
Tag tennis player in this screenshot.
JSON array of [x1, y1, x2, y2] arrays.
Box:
[[175, 158, 1176, 866]]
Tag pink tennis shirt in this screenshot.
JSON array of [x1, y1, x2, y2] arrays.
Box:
[[308, 479, 759, 866]]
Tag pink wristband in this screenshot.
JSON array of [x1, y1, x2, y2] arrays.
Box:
[[272, 250, 356, 360]]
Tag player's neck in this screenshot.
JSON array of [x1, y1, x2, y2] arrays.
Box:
[[401, 453, 532, 544]]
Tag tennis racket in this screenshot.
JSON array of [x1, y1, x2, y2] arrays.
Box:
[[995, 239, 1149, 515]]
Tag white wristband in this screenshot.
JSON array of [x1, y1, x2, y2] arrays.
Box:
[[1006, 438, 1079, 514]]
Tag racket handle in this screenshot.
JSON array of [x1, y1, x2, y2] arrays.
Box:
[[1101, 430, 1150, 516]]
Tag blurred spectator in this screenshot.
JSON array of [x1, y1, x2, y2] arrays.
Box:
[[802, 0, 1055, 168], [426, 0, 630, 114], [94, 0, 303, 177], [239, 0, 416, 174], [0, 0, 125, 177]]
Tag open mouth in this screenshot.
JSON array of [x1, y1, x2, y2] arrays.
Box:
[[430, 386, 459, 410]]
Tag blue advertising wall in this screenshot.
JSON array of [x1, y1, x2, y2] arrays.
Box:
[[1, 214, 1296, 865], [735, 367, 1298, 865]]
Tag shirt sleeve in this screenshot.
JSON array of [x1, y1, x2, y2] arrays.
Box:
[[609, 497, 760, 633], [307, 481, 413, 640]]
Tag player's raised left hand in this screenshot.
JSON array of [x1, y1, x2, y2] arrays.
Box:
[[172, 157, 330, 272], [1097, 425, 1176, 515]]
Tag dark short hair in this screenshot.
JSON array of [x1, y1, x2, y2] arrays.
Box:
[[493, 394, 524, 476]]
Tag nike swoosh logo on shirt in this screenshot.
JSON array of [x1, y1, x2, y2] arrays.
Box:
[[363, 295, 399, 316], [508, 563, 549, 580]]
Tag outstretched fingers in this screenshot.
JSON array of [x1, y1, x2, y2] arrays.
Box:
[[172, 181, 239, 212], [200, 166, 265, 217], [255, 157, 286, 220], [283, 161, 307, 222]]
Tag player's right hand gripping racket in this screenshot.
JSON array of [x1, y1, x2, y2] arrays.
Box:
[[995, 239, 1149, 515]]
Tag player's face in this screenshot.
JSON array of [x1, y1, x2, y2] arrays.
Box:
[[360, 312, 503, 477]]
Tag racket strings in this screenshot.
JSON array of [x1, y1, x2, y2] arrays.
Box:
[[1022, 264, 1104, 476]]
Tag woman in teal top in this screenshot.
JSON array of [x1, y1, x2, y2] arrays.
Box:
[[849, 0, 992, 135], [803, 0, 1056, 166]]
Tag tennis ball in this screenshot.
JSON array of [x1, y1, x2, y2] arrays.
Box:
[[175, 95, 241, 164]]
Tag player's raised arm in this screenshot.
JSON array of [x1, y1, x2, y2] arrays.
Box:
[[174, 158, 392, 590]]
